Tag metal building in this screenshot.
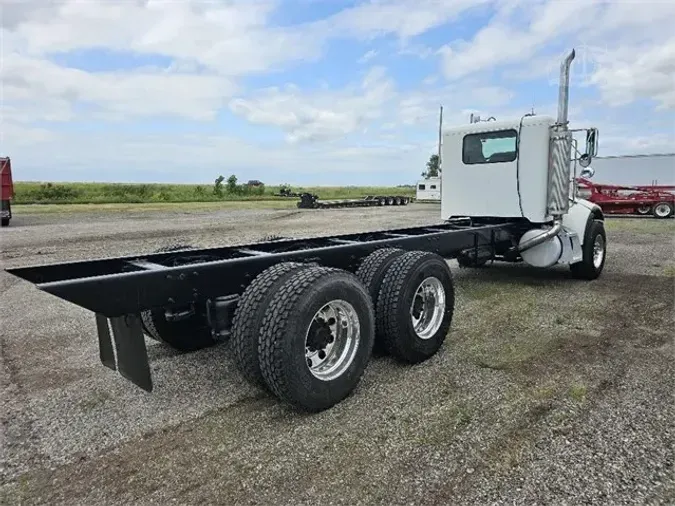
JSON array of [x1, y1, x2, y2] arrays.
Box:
[[586, 153, 675, 186]]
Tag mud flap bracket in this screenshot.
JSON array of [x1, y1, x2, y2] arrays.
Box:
[[95, 313, 153, 392]]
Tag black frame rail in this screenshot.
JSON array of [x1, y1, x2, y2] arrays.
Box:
[[6, 219, 522, 392], [7, 220, 519, 318]]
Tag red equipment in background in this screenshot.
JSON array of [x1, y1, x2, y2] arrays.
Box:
[[1, 157, 14, 227], [575, 177, 675, 219]]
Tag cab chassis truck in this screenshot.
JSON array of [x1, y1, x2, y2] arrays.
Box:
[[5, 50, 607, 413]]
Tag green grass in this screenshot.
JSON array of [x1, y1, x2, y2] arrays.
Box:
[[604, 217, 675, 233], [568, 384, 588, 402], [12, 181, 415, 205], [13, 200, 299, 214]]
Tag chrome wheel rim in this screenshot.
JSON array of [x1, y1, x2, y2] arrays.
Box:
[[654, 204, 670, 217], [592, 234, 605, 269], [410, 277, 446, 340], [305, 300, 360, 381]]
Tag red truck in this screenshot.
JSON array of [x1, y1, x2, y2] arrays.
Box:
[[1, 157, 14, 227]]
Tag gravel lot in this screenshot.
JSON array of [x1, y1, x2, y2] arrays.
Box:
[[1, 204, 673, 505]]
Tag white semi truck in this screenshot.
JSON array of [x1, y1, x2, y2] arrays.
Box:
[[6, 49, 606, 413]]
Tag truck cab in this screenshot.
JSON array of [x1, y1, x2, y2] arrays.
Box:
[[441, 115, 556, 222], [440, 49, 605, 276]]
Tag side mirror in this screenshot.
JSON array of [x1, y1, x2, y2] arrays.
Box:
[[585, 128, 598, 157], [580, 166, 595, 179], [578, 128, 598, 168]]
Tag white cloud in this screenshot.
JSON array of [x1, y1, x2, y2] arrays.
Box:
[[229, 67, 396, 143], [588, 38, 675, 110], [397, 42, 435, 59], [439, 0, 595, 80], [5, 0, 315, 76], [2, 123, 432, 185], [0, 0, 500, 126], [396, 83, 514, 127], [358, 50, 378, 64], [4, 0, 491, 77], [326, 0, 493, 39], [439, 0, 675, 110], [4, 53, 238, 122], [422, 75, 439, 86], [229, 62, 515, 142]]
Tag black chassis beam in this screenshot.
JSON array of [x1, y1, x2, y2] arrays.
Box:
[[7, 220, 520, 318], [6, 219, 521, 392]]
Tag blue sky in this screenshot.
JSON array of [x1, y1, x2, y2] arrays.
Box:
[[3, 0, 674, 186]]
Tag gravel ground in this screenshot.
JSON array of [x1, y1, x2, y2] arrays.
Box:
[[0, 204, 673, 505]]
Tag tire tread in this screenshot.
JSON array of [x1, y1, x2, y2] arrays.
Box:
[[230, 261, 310, 389], [377, 250, 454, 362], [258, 266, 373, 410]]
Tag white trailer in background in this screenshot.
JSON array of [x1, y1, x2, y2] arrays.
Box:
[[416, 177, 441, 201]]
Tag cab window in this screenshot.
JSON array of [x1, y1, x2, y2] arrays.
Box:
[[462, 129, 517, 164]]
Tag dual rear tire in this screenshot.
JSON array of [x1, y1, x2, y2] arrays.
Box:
[[232, 264, 375, 412], [230, 250, 455, 412]]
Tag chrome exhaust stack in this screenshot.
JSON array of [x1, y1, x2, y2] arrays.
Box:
[[557, 49, 576, 126], [517, 49, 576, 255]]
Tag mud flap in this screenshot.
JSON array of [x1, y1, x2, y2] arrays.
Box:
[[95, 313, 153, 392]]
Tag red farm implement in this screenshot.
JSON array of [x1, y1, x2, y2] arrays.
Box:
[[575, 177, 675, 219]]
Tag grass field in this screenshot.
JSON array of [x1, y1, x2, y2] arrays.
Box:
[[13, 200, 302, 214], [12, 181, 416, 205]]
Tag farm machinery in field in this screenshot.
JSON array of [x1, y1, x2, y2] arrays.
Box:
[[6, 49, 609, 413], [575, 177, 675, 218]]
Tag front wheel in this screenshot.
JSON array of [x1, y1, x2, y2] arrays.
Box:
[[570, 219, 606, 280]]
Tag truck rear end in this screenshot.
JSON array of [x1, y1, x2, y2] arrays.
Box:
[[1, 157, 13, 227]]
